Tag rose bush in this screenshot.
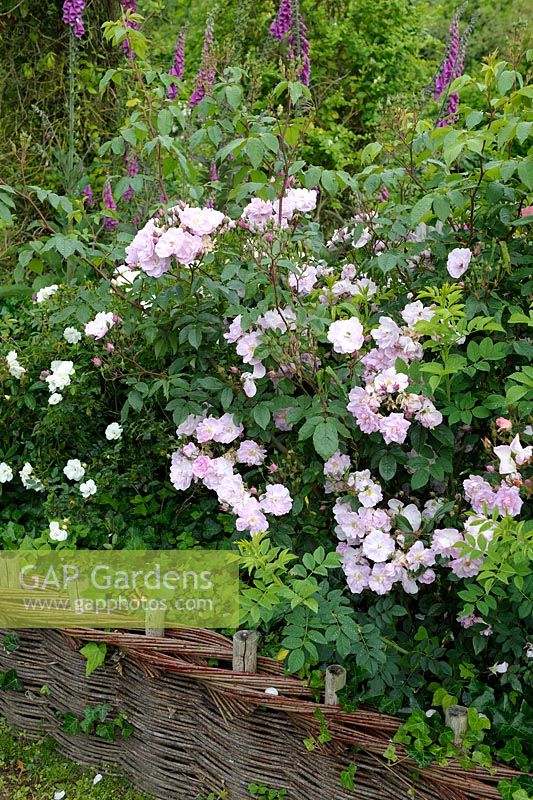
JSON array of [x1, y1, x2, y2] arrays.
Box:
[[0, 6, 532, 789]]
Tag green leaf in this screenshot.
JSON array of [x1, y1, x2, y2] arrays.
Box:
[[225, 85, 242, 109], [378, 454, 397, 481], [187, 327, 202, 349], [80, 643, 107, 677], [313, 421, 339, 460], [287, 648, 305, 673], [320, 170, 339, 196], [62, 712, 81, 735], [246, 139, 265, 169], [127, 390, 144, 412], [411, 470, 429, 490], [410, 194, 433, 224], [433, 195, 451, 222], [518, 157, 533, 190], [497, 69, 517, 96], [253, 404, 271, 430], [157, 109, 173, 137], [0, 669, 23, 692]]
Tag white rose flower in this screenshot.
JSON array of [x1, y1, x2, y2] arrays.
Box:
[[6, 351, 26, 379], [46, 360, 75, 393], [105, 422, 123, 441], [20, 462, 45, 492], [63, 459, 85, 481], [63, 326, 82, 344], [49, 521, 68, 542], [48, 393, 63, 405], [34, 284, 59, 303], [489, 661, 509, 675], [0, 462, 14, 483], [79, 479, 97, 498]]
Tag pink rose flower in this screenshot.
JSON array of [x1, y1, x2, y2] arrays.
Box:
[[496, 417, 512, 432], [327, 317, 364, 354], [446, 247, 472, 279], [378, 413, 410, 444], [178, 206, 225, 236], [155, 227, 204, 264], [259, 484, 293, 516]]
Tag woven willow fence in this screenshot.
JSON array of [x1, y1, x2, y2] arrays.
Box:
[[0, 627, 520, 800]]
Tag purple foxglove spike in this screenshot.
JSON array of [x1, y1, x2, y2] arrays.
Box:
[[168, 29, 186, 98], [63, 0, 85, 38], [82, 185, 93, 207], [190, 18, 216, 107], [103, 182, 117, 216]]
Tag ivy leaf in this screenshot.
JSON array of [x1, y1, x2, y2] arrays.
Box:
[[80, 643, 107, 678], [62, 712, 81, 735], [0, 669, 23, 691]]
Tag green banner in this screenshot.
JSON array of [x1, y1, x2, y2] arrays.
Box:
[[0, 550, 239, 629]]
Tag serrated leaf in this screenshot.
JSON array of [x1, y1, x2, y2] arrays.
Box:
[[312, 421, 338, 460]]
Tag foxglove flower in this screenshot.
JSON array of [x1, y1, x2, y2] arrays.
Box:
[[190, 17, 216, 107], [82, 185, 93, 207], [103, 182, 118, 230], [168, 29, 186, 99], [62, 0, 85, 38], [269, 0, 311, 85], [121, 0, 139, 59]]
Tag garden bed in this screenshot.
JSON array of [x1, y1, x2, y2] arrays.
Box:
[[0, 628, 520, 800]]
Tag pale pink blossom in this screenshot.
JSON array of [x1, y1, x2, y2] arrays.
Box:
[[285, 187, 317, 213], [432, 528, 463, 558], [378, 413, 410, 444], [241, 198, 274, 230], [170, 453, 194, 490], [368, 563, 397, 594], [362, 530, 395, 563], [259, 484, 293, 516], [447, 247, 472, 279], [236, 440, 267, 466], [178, 206, 225, 236], [371, 317, 402, 349], [85, 311, 116, 339], [493, 485, 523, 517], [327, 317, 364, 354], [155, 227, 204, 264], [496, 417, 512, 432]]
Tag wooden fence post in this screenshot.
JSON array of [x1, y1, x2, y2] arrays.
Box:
[[145, 608, 166, 637], [445, 704, 469, 745], [324, 664, 346, 706], [232, 630, 258, 673]]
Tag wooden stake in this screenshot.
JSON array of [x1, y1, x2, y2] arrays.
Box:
[[232, 630, 258, 673], [324, 664, 346, 706], [145, 608, 166, 637], [445, 704, 469, 745]]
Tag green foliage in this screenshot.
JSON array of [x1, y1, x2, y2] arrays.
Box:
[[80, 642, 107, 677], [0, 669, 24, 692], [59, 703, 134, 741], [0, 718, 150, 800]]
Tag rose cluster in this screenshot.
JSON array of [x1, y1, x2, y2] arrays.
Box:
[[125, 204, 227, 277], [169, 413, 293, 536], [326, 450, 501, 595], [343, 302, 443, 445], [241, 188, 317, 231]]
